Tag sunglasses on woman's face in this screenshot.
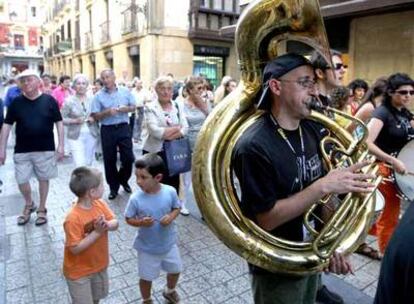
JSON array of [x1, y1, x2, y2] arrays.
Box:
[[395, 90, 414, 96], [334, 63, 348, 70]]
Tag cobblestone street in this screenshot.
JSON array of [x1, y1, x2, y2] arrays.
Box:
[[0, 145, 381, 304]]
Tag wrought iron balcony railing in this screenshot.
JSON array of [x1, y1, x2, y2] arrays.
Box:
[[100, 21, 110, 44], [122, 5, 138, 34], [85, 31, 93, 50], [54, 40, 72, 53], [74, 36, 80, 51]]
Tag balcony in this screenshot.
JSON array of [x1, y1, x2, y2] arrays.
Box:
[[74, 36, 80, 51], [56, 40, 72, 53], [53, 0, 71, 18], [189, 3, 239, 42], [122, 6, 138, 34], [85, 31, 93, 50], [100, 21, 110, 44], [14, 45, 25, 51]]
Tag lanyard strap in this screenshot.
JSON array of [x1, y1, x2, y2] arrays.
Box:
[[269, 114, 305, 156]]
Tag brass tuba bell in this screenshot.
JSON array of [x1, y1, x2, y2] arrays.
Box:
[[192, 0, 382, 275]]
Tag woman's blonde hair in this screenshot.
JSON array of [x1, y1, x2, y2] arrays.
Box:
[[153, 75, 173, 90], [184, 75, 204, 93]]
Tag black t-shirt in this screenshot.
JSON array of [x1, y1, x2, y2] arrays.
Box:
[[232, 113, 328, 272], [374, 202, 414, 304], [372, 105, 414, 155], [318, 94, 330, 107], [4, 94, 62, 153], [0, 98, 3, 129]]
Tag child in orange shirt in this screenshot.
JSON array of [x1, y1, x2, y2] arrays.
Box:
[[63, 167, 118, 304]]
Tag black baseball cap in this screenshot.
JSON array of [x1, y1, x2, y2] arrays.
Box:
[[257, 53, 313, 109]]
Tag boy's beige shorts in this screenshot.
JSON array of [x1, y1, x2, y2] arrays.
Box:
[[66, 269, 109, 304]]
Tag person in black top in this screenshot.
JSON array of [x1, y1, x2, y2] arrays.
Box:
[[0, 69, 64, 226], [366, 73, 414, 254], [232, 53, 374, 304], [311, 49, 346, 108], [348, 79, 369, 115], [298, 49, 348, 304], [374, 201, 414, 304], [0, 98, 3, 130]]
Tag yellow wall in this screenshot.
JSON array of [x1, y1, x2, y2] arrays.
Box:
[[349, 10, 414, 84], [112, 42, 133, 82]]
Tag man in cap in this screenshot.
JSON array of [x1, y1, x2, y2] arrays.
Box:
[[0, 69, 64, 226], [232, 53, 374, 304]]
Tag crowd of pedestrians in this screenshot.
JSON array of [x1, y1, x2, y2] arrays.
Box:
[[0, 59, 412, 304], [0, 68, 236, 303]]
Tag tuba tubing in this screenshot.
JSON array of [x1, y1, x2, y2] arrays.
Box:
[[192, 0, 381, 275]]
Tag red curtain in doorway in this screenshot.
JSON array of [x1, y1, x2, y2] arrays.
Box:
[[28, 27, 38, 46], [0, 23, 10, 44]]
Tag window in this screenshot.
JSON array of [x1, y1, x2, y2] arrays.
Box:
[[222, 16, 230, 27], [193, 56, 224, 88], [198, 13, 207, 28], [67, 20, 71, 40], [14, 34, 25, 50], [213, 0, 222, 10], [224, 0, 233, 11], [131, 55, 140, 78], [210, 15, 219, 30], [88, 9, 92, 31], [61, 25, 65, 41], [31, 6, 36, 17]]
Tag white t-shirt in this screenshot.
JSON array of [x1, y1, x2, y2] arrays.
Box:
[[132, 89, 151, 108]]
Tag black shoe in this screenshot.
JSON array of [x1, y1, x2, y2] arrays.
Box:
[[122, 183, 132, 193], [316, 285, 344, 304], [108, 191, 118, 200]]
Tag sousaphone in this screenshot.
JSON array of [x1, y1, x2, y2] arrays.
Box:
[[192, 0, 382, 275]]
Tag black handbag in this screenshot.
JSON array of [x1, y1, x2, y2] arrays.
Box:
[[162, 101, 192, 176], [163, 137, 192, 176]]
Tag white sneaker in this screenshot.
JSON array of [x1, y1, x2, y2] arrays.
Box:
[[180, 207, 190, 216]]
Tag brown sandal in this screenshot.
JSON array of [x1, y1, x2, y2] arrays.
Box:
[[356, 243, 382, 260], [35, 208, 48, 226], [17, 202, 37, 225]]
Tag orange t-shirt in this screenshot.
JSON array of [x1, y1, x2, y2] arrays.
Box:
[[63, 199, 115, 280]]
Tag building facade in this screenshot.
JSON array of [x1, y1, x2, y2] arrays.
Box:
[[43, 0, 241, 87], [234, 0, 414, 85], [0, 0, 44, 78]]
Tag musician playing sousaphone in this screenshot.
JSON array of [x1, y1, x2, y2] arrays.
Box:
[[366, 73, 414, 254], [232, 53, 375, 304]]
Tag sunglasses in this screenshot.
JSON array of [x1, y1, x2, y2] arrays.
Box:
[[395, 90, 414, 96], [334, 63, 348, 70]]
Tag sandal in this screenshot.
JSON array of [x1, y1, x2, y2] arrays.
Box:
[[356, 242, 382, 260], [35, 208, 48, 226], [17, 202, 37, 225]]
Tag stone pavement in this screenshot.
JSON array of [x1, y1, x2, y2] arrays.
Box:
[[0, 145, 380, 304]]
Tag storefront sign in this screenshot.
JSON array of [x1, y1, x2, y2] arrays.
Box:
[[194, 45, 229, 57]]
